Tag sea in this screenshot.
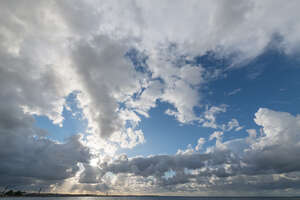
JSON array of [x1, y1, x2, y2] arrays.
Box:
[[1, 197, 300, 200]]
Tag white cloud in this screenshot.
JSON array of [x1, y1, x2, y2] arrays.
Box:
[[202, 106, 243, 132], [145, 48, 206, 123], [246, 129, 257, 138], [202, 105, 227, 129], [55, 0, 300, 62], [195, 138, 206, 151], [110, 128, 145, 149], [251, 108, 300, 155], [126, 80, 163, 118], [209, 131, 224, 141], [222, 118, 243, 132]]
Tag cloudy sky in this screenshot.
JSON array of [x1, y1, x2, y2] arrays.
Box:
[[1, 0, 300, 196]]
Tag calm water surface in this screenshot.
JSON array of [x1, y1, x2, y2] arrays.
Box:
[[1, 197, 300, 200]]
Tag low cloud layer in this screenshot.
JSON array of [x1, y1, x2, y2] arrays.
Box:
[[90, 108, 300, 195], [0, 0, 300, 195]]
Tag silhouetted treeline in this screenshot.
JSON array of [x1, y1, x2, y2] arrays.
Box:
[[1, 189, 25, 197]]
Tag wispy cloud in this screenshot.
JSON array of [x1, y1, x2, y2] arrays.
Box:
[[227, 88, 242, 96]]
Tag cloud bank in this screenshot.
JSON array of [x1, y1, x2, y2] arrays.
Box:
[[91, 108, 300, 195]]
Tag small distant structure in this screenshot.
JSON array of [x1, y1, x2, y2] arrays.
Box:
[[38, 187, 42, 194]]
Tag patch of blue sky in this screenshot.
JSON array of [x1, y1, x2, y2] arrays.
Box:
[[205, 46, 300, 141], [120, 100, 213, 157], [125, 48, 150, 74], [34, 92, 88, 142], [191, 50, 231, 69], [163, 169, 176, 180]]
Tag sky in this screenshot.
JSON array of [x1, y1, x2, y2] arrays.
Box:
[[1, 0, 300, 196]]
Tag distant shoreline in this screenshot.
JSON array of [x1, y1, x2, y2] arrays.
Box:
[[1, 193, 300, 198], [0, 194, 156, 198]]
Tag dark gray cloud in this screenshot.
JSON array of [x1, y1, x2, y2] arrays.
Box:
[[70, 35, 144, 139], [0, 133, 90, 182], [0, 103, 90, 190]]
